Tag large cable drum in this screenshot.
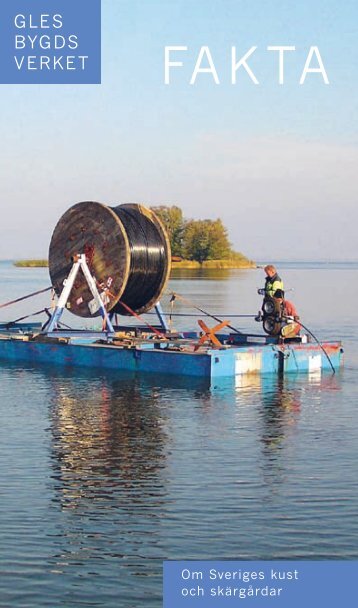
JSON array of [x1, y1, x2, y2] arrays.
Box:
[[48, 201, 171, 317]]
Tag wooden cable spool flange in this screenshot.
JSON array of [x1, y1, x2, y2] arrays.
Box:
[[48, 201, 171, 318]]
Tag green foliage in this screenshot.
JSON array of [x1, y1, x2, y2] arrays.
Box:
[[151, 205, 252, 265], [151, 205, 184, 256], [182, 218, 232, 263]]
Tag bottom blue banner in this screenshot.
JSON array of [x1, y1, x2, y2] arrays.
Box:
[[163, 561, 357, 607]]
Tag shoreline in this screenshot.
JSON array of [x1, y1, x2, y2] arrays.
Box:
[[14, 259, 49, 268], [14, 258, 257, 270]]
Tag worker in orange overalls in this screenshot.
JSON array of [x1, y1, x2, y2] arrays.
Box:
[[273, 289, 301, 338]]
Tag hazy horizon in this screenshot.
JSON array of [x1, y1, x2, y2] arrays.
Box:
[[3, 257, 358, 265]]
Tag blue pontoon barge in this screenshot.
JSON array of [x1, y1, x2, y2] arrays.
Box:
[[0, 202, 343, 379], [0, 324, 343, 379]]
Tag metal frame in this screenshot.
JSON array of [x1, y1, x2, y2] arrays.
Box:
[[45, 254, 115, 334], [154, 302, 169, 331]]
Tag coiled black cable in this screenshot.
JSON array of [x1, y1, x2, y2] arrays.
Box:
[[48, 201, 171, 318], [113, 205, 167, 314]]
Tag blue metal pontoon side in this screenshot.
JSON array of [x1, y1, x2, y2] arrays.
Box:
[[0, 336, 343, 377]]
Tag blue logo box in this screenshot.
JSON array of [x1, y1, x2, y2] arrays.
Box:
[[0, 0, 101, 84]]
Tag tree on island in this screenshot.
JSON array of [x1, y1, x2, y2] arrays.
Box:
[[151, 205, 238, 263], [182, 218, 232, 263], [150, 205, 184, 257]]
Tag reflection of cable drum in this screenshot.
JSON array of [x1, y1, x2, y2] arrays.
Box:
[[263, 317, 281, 336], [48, 201, 171, 318]]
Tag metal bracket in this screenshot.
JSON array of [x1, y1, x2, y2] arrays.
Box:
[[154, 301, 169, 331], [45, 254, 114, 334]]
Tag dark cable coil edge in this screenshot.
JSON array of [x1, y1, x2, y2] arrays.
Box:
[[112, 206, 166, 314]]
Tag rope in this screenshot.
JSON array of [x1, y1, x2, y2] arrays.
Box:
[[3, 308, 48, 326], [117, 300, 168, 340], [295, 319, 336, 374], [170, 292, 243, 334], [146, 312, 256, 318], [0, 286, 53, 310], [165, 295, 335, 372], [277, 313, 335, 373]]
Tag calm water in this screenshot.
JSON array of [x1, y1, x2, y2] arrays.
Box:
[[0, 261, 357, 607]]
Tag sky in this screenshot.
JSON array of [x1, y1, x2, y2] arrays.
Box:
[[0, 0, 357, 261]]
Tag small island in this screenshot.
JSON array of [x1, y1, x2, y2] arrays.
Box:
[[152, 205, 255, 269], [14, 259, 49, 268]]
